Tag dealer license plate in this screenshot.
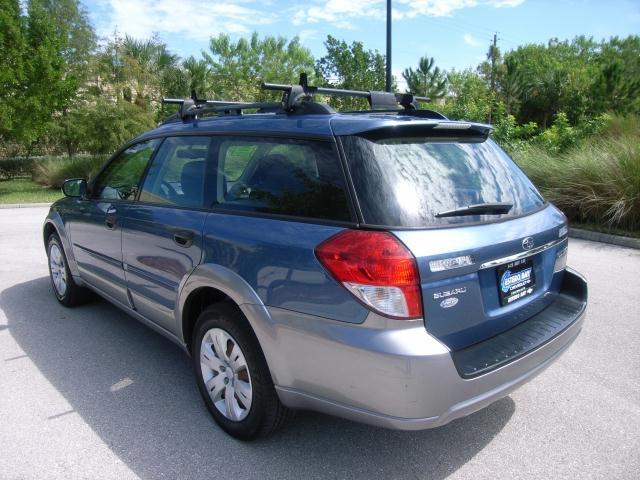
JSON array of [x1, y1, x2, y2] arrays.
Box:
[[496, 257, 536, 306]]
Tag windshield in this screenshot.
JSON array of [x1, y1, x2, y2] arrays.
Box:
[[341, 135, 545, 227]]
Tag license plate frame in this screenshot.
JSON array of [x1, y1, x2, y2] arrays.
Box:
[[496, 256, 536, 306]]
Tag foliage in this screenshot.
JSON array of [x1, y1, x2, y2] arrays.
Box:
[[203, 32, 316, 101], [590, 36, 640, 115], [402, 56, 447, 99], [0, 0, 26, 145], [0, 158, 36, 180], [513, 119, 640, 231], [0, 0, 95, 157], [492, 114, 538, 153], [316, 36, 387, 110], [440, 69, 492, 122], [11, 0, 66, 154], [33, 155, 107, 188]]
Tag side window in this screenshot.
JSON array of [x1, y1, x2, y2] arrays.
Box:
[[216, 137, 351, 222], [139, 136, 211, 208], [223, 144, 258, 181], [93, 139, 160, 200]]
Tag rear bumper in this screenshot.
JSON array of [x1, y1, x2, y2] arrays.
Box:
[[264, 268, 587, 430]]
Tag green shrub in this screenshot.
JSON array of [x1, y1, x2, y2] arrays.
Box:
[[514, 134, 640, 231], [33, 155, 107, 188], [0, 157, 36, 180]]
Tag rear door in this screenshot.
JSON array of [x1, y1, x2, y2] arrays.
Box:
[[340, 131, 568, 350], [121, 136, 211, 334], [69, 139, 160, 305]]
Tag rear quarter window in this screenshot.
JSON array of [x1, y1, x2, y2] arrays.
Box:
[[215, 137, 351, 222]]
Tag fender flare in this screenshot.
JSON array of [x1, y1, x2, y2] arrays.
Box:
[[175, 263, 282, 380]]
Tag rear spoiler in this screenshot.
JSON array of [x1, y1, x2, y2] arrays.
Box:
[[351, 121, 493, 141]]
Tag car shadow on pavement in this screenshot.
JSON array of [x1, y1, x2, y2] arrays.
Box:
[[2, 277, 515, 480]]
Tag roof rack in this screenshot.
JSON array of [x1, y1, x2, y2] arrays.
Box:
[[263, 73, 430, 111], [162, 89, 281, 122], [161, 74, 441, 121]]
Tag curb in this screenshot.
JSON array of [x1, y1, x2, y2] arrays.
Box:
[[0, 202, 53, 209], [569, 227, 640, 250]]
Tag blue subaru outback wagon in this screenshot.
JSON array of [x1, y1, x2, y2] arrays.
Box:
[[43, 77, 588, 440]]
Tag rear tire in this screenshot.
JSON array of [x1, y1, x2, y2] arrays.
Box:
[[47, 233, 89, 307], [192, 302, 293, 440]]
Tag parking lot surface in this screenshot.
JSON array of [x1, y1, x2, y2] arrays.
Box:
[[1, 206, 639, 479]]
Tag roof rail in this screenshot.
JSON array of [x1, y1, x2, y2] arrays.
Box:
[[263, 73, 430, 111]]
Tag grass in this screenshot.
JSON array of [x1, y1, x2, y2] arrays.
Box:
[[33, 155, 106, 189], [513, 133, 640, 232], [0, 177, 63, 204]]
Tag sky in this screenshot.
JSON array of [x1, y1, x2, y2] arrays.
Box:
[[84, 0, 640, 89]]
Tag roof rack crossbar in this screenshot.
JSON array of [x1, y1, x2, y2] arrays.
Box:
[[262, 73, 430, 111], [162, 87, 283, 120], [161, 74, 441, 122]]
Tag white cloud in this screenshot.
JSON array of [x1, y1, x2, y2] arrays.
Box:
[[97, 0, 277, 41], [292, 0, 525, 27], [297, 29, 319, 44], [463, 33, 483, 47], [94, 0, 526, 42], [491, 0, 525, 7], [291, 0, 385, 28]]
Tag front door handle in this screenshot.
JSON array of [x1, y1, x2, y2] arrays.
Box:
[[105, 206, 117, 229], [173, 230, 194, 247]]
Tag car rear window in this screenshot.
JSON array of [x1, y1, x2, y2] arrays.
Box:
[[341, 135, 545, 227]]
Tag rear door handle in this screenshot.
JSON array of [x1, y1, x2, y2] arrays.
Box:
[[173, 230, 194, 247], [105, 206, 117, 229]]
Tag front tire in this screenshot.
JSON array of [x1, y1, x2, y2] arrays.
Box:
[[47, 233, 89, 307], [193, 303, 292, 440]]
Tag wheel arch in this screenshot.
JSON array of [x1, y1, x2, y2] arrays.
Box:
[[177, 264, 277, 374], [43, 212, 81, 278]]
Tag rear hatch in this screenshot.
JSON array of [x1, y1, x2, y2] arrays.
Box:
[[338, 120, 568, 350]]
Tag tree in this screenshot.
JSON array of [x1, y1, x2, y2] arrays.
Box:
[[13, 0, 67, 156], [497, 56, 525, 115], [502, 38, 598, 127], [203, 32, 316, 101], [591, 36, 640, 115], [182, 56, 211, 97], [0, 0, 26, 150], [402, 56, 447, 99], [316, 35, 387, 110], [441, 69, 492, 122]]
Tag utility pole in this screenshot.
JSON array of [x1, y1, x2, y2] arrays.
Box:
[[386, 0, 392, 92], [488, 32, 498, 123]]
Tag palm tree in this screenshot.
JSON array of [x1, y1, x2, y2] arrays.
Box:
[[182, 56, 211, 97]]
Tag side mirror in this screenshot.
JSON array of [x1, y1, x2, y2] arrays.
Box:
[[62, 178, 87, 198]]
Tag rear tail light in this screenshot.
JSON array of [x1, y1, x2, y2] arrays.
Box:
[[315, 230, 423, 319]]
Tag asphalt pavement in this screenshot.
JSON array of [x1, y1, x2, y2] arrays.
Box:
[[0, 207, 638, 480]]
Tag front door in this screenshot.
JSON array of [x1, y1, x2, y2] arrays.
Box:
[[69, 139, 160, 306], [122, 136, 212, 333]]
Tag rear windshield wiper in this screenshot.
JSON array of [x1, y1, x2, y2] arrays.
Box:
[[435, 202, 513, 218]]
